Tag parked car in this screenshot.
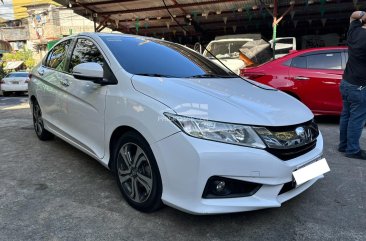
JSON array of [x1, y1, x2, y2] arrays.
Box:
[[201, 34, 296, 74], [241, 47, 347, 115], [29, 33, 328, 214], [0, 71, 30, 96]]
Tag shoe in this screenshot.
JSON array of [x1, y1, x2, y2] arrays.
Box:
[[338, 147, 346, 153], [345, 150, 366, 160]]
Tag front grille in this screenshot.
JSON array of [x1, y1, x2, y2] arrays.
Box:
[[263, 120, 319, 161], [267, 140, 317, 160]]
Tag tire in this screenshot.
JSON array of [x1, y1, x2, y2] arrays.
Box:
[[32, 100, 54, 141], [2, 91, 10, 97], [113, 131, 163, 212]]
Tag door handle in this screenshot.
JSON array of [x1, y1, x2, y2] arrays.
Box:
[[60, 79, 70, 87], [294, 76, 310, 80], [38, 68, 45, 76]]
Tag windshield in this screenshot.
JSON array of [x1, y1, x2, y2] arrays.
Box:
[[6, 72, 28, 78], [100, 36, 235, 78], [204, 41, 249, 59]]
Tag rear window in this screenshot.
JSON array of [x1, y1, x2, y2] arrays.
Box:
[[100, 36, 232, 78], [6, 72, 29, 77]]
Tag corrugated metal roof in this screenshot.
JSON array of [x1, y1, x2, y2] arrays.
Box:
[[53, 0, 362, 39]]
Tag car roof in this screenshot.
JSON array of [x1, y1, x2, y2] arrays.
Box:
[[69, 32, 146, 39], [247, 46, 348, 69], [60, 32, 173, 46], [270, 46, 348, 62], [289, 46, 347, 55]]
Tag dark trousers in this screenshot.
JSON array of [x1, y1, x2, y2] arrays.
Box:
[[339, 80, 366, 154]]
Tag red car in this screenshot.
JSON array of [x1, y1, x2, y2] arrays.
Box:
[[241, 47, 348, 115]]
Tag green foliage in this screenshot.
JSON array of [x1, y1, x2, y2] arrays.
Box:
[[0, 66, 6, 80], [2, 48, 35, 70]]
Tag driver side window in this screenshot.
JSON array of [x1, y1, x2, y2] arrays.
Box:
[[68, 38, 104, 73], [45, 39, 72, 71]]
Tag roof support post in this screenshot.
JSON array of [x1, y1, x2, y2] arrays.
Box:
[[272, 0, 278, 59], [96, 16, 110, 32], [271, 0, 293, 59], [94, 16, 97, 32]]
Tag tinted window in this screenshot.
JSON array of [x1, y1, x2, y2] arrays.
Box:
[[291, 56, 307, 68], [307, 53, 342, 70], [283, 59, 292, 66], [7, 72, 28, 77], [68, 38, 104, 73], [46, 40, 71, 71], [100, 36, 232, 78]]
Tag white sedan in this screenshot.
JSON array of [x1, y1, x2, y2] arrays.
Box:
[[1, 71, 30, 96], [28, 33, 329, 214]]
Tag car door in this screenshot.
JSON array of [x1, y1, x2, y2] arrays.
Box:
[[59, 37, 108, 159], [288, 51, 343, 114], [34, 39, 73, 129]]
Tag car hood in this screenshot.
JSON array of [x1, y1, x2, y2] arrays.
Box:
[[131, 76, 313, 126]]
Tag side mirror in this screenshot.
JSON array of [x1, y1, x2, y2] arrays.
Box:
[[72, 62, 104, 83]]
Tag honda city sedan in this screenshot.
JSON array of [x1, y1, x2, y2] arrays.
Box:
[[29, 33, 329, 214], [241, 47, 347, 115]]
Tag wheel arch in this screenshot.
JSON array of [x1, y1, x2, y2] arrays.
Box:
[[108, 125, 146, 171], [30, 95, 37, 103]]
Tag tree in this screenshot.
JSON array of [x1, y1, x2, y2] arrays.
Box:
[[2, 48, 36, 70]]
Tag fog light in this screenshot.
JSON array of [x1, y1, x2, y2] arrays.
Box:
[[215, 181, 226, 192], [202, 176, 262, 199], [212, 180, 231, 196]]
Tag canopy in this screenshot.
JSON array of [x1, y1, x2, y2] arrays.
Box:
[[3, 61, 24, 70]]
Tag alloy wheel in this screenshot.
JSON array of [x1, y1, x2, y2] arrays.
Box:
[[117, 143, 153, 203], [33, 104, 43, 136]]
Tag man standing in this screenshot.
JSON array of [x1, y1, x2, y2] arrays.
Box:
[[339, 11, 366, 159]]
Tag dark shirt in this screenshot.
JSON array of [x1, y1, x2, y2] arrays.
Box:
[[343, 20, 366, 86]]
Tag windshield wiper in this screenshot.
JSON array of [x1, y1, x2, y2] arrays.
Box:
[[187, 74, 237, 78], [135, 73, 177, 78]]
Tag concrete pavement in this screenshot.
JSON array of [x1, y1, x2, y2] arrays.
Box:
[[0, 97, 365, 241]]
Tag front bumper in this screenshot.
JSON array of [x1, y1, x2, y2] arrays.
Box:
[[151, 131, 324, 214], [1, 84, 28, 92]]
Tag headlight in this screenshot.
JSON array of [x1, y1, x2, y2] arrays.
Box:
[[164, 113, 266, 149]]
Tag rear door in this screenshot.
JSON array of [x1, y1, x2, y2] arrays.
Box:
[[289, 50, 343, 114], [60, 37, 108, 158]]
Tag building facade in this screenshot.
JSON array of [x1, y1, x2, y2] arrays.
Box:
[[0, 1, 112, 64]]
